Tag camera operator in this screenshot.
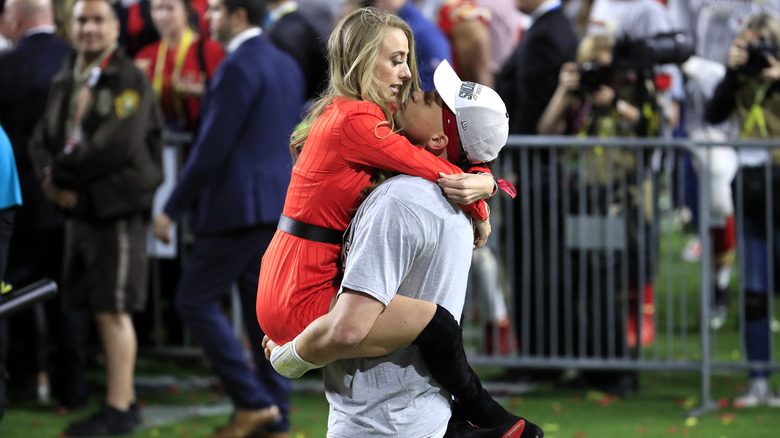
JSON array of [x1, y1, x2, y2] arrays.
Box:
[[706, 12, 780, 408], [537, 33, 651, 396]]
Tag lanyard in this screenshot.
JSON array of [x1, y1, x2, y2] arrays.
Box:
[[742, 80, 773, 138], [153, 28, 194, 120], [66, 53, 114, 154]]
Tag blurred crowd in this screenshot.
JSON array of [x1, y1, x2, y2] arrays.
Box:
[[3, 0, 780, 437]]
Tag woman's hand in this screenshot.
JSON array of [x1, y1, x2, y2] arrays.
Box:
[[763, 54, 780, 81], [728, 39, 749, 69], [438, 172, 495, 204], [474, 219, 491, 249], [559, 62, 581, 93], [263, 335, 279, 361]]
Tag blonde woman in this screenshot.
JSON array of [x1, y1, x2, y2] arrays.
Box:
[[256, 8, 532, 437]]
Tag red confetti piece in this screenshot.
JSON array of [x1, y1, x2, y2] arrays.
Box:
[[31, 419, 42, 427], [290, 405, 300, 414], [575, 432, 587, 438], [56, 406, 69, 415], [719, 413, 735, 421], [598, 397, 611, 407], [717, 398, 730, 408], [682, 427, 690, 435], [668, 426, 678, 434], [572, 396, 582, 404], [637, 425, 648, 434], [553, 406, 563, 414], [675, 397, 685, 406]]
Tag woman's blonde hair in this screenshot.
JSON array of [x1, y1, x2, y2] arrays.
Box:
[[742, 12, 780, 46], [576, 34, 615, 65], [290, 7, 419, 157]]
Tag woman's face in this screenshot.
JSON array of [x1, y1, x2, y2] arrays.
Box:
[[373, 27, 412, 101], [151, 0, 188, 39]]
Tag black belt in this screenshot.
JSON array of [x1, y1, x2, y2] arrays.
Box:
[[278, 214, 343, 245]]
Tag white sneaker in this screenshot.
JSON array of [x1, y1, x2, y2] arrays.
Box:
[[734, 379, 779, 407], [769, 388, 780, 407]]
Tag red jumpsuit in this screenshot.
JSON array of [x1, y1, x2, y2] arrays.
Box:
[[256, 98, 488, 344]]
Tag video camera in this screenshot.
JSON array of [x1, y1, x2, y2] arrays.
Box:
[[576, 33, 693, 94], [743, 38, 779, 76], [612, 32, 694, 71]]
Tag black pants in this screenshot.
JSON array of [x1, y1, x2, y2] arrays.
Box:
[[0, 207, 16, 422]]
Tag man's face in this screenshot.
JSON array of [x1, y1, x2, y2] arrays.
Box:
[[395, 90, 446, 152], [71, 0, 119, 57], [206, 0, 231, 45]]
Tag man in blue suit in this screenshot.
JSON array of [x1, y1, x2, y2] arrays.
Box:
[[0, 0, 90, 410], [153, 0, 305, 437]]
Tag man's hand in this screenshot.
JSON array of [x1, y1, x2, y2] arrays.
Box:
[[41, 176, 77, 209], [474, 219, 491, 249], [153, 212, 173, 243], [267, 335, 323, 378], [438, 172, 495, 204]]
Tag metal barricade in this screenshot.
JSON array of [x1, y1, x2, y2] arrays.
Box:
[[464, 135, 780, 416]]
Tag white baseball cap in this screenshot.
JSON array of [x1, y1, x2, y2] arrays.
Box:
[[433, 60, 510, 163]]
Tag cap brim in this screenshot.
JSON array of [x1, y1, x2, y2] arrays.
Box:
[[433, 59, 461, 113]]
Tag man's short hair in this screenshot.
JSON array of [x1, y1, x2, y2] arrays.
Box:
[[223, 0, 264, 26], [73, 0, 118, 19]]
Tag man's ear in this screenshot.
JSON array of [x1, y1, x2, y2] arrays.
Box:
[[426, 133, 448, 156]]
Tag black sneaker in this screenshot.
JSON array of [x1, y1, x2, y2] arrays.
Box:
[[63, 404, 136, 436], [129, 401, 142, 426]]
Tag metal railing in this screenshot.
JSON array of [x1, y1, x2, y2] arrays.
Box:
[[464, 135, 780, 416]]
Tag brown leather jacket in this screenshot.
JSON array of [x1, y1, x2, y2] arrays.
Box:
[[29, 48, 163, 222]]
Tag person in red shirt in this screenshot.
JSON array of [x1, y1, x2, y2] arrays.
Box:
[[135, 0, 223, 134], [256, 8, 528, 436]]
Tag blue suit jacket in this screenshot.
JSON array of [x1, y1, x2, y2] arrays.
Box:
[[0, 32, 73, 228], [164, 33, 305, 234]]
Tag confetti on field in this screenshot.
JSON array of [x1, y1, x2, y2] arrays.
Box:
[[169, 385, 181, 394], [56, 406, 68, 415], [552, 402, 563, 414], [542, 423, 560, 432], [572, 396, 582, 404], [684, 417, 698, 427], [731, 349, 741, 360], [682, 427, 690, 435], [719, 413, 735, 425], [717, 398, 730, 408], [586, 391, 605, 401], [682, 397, 697, 409], [637, 425, 648, 434], [575, 431, 587, 438], [31, 418, 42, 427], [668, 426, 678, 434]]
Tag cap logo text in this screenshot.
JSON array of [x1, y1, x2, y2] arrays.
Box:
[[459, 82, 481, 100]]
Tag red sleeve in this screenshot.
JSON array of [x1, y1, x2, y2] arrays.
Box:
[[203, 39, 225, 78], [340, 101, 488, 220]]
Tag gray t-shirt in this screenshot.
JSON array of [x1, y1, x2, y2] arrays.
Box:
[[324, 175, 474, 438]]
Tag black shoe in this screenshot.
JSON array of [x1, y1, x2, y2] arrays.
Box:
[[129, 401, 142, 426], [63, 404, 137, 436]]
